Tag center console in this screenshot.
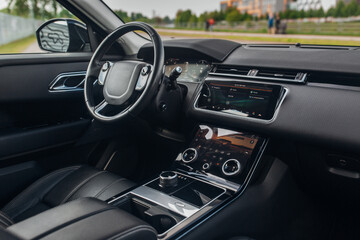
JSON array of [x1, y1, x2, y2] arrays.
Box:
[[5, 125, 267, 240], [109, 124, 267, 239]]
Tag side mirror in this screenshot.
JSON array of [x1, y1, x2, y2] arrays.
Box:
[[36, 19, 90, 53]]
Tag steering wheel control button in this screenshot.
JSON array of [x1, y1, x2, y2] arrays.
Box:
[[159, 171, 178, 188], [102, 61, 111, 71], [135, 66, 151, 91], [182, 148, 198, 164], [222, 159, 241, 176], [202, 163, 210, 170], [98, 61, 113, 85], [141, 65, 151, 76]]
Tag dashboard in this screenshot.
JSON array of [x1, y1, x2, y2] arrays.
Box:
[[164, 58, 211, 83], [139, 39, 360, 155]]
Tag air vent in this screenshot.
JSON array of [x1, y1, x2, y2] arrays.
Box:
[[256, 69, 307, 82], [210, 65, 307, 83], [212, 65, 250, 76]]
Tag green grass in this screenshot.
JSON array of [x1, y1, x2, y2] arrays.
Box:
[[0, 35, 37, 54], [170, 21, 360, 36], [157, 30, 360, 46]]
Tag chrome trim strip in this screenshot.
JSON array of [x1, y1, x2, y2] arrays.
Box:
[[49, 71, 86, 92], [193, 77, 289, 124], [131, 186, 199, 218], [209, 72, 307, 84], [177, 170, 240, 192]]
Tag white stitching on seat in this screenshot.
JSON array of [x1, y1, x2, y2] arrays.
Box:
[[60, 171, 106, 204], [94, 177, 126, 198], [2, 166, 80, 217], [0, 212, 13, 225]]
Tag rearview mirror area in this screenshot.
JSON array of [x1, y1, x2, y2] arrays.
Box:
[[36, 19, 91, 53]]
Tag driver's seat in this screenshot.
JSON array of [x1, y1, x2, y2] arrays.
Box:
[[0, 165, 135, 228]]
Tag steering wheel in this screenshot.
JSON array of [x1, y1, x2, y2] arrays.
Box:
[[84, 22, 164, 122]]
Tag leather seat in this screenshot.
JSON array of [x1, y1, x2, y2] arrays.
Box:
[[0, 165, 135, 228]]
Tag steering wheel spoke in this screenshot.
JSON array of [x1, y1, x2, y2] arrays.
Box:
[[94, 100, 109, 114]]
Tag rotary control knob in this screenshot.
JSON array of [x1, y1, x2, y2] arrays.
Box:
[[222, 159, 241, 176], [159, 171, 178, 188], [182, 148, 198, 164]]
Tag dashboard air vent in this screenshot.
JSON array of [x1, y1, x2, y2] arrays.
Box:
[[213, 65, 250, 76], [211, 65, 307, 83]]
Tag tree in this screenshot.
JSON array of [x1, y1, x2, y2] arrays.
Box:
[[226, 9, 242, 25], [335, 0, 346, 17], [5, 0, 71, 19], [175, 9, 192, 27], [114, 10, 131, 22], [345, 0, 359, 17], [188, 14, 198, 27]]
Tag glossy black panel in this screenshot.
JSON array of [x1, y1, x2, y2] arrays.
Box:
[[197, 80, 283, 120], [181, 125, 266, 185]]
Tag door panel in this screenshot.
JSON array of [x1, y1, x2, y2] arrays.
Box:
[[0, 53, 119, 206]]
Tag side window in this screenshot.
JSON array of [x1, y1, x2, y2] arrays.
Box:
[[0, 1, 90, 54]]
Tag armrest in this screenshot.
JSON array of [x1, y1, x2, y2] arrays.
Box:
[[7, 198, 157, 240]]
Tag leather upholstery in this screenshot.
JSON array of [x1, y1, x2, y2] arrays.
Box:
[[1, 165, 135, 225], [0, 212, 13, 229], [7, 198, 157, 240]]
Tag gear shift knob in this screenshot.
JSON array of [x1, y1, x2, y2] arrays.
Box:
[[159, 171, 178, 188]]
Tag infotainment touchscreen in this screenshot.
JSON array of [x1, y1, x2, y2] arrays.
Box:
[[196, 80, 284, 120]]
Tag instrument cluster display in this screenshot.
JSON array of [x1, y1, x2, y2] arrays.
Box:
[[165, 58, 211, 83]]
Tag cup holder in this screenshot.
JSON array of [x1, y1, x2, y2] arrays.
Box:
[[115, 195, 184, 234]]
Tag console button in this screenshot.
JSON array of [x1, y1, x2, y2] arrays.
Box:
[[202, 163, 210, 170], [182, 148, 198, 163], [222, 159, 241, 176]]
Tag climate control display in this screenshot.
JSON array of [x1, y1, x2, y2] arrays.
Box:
[[181, 125, 265, 182]]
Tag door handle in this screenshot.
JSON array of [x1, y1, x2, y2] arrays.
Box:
[[49, 71, 86, 92]]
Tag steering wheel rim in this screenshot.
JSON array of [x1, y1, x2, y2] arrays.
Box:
[[84, 22, 164, 122]]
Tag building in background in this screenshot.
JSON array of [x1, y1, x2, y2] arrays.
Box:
[[220, 0, 294, 17], [297, 0, 336, 11]]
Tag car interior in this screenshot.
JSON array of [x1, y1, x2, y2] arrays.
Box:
[[0, 0, 359, 240]]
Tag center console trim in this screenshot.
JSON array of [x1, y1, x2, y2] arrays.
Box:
[[109, 171, 227, 238], [193, 77, 289, 124], [131, 185, 200, 218]]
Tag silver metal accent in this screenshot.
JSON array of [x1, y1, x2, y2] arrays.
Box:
[[210, 69, 307, 83], [178, 170, 240, 192], [135, 66, 151, 91], [159, 171, 177, 181], [49, 71, 86, 92], [181, 148, 198, 163], [222, 159, 241, 176], [98, 61, 113, 86], [131, 186, 199, 218], [202, 163, 210, 170], [193, 77, 289, 124]]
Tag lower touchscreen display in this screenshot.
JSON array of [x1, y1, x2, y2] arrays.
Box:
[[197, 80, 283, 120]]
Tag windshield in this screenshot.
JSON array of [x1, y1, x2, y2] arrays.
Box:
[[103, 0, 360, 46]]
